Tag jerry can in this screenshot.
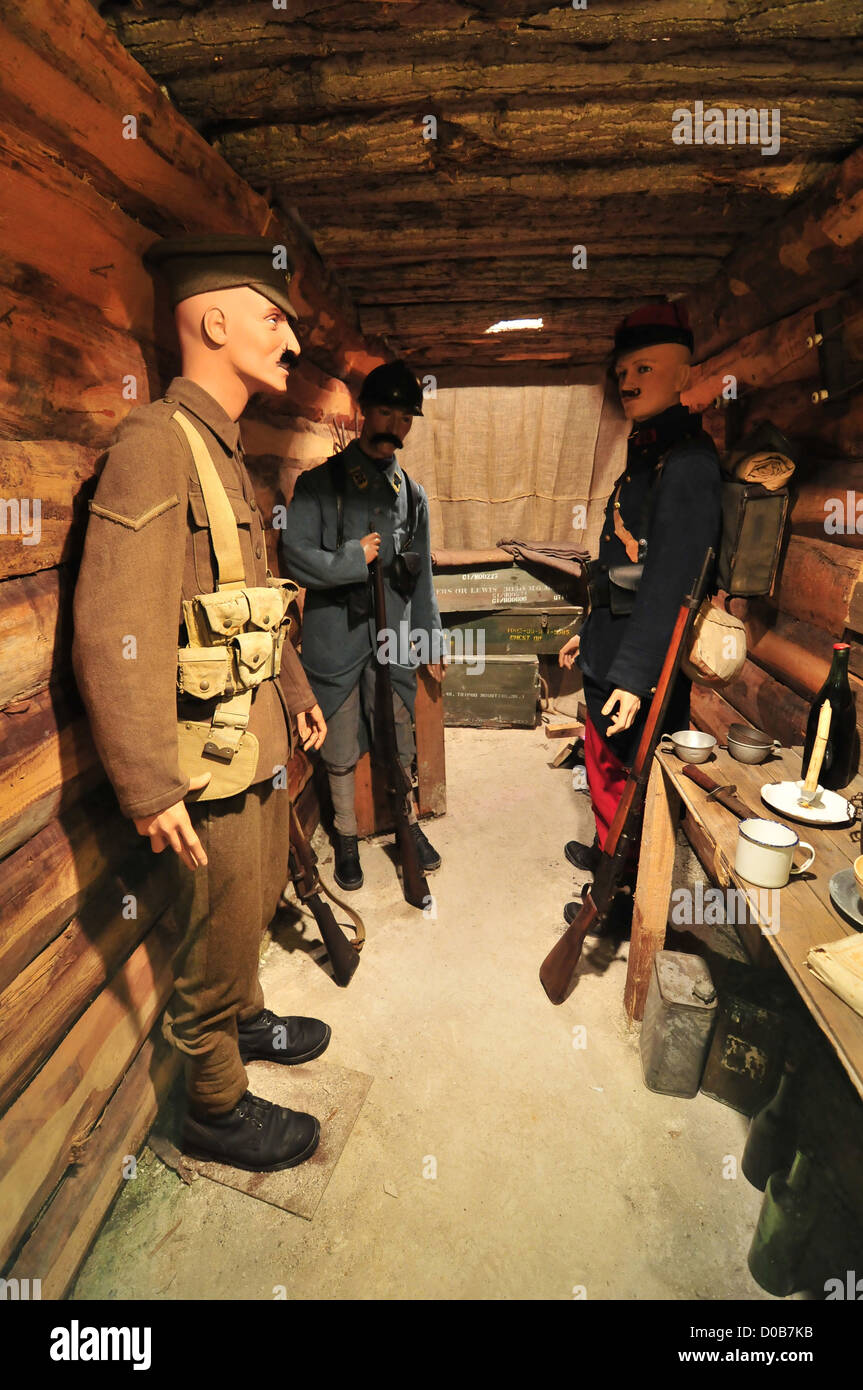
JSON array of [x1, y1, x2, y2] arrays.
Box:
[[640, 951, 717, 1098]]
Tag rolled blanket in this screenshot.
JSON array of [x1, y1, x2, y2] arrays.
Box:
[[496, 538, 591, 581]]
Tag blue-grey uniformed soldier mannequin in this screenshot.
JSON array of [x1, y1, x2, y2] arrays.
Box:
[[281, 361, 445, 889]]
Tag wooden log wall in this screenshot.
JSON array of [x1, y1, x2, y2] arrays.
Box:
[[681, 145, 863, 758], [0, 0, 383, 1298]]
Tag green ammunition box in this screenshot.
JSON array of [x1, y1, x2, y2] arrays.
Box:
[[444, 606, 582, 657], [442, 654, 540, 728], [433, 564, 576, 613]]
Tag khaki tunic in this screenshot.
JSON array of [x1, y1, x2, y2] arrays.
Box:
[[72, 376, 316, 821]]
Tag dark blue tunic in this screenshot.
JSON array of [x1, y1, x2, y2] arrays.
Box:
[[578, 403, 722, 766]]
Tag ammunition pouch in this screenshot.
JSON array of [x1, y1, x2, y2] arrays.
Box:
[[171, 408, 298, 803], [585, 560, 643, 616], [390, 550, 421, 600], [607, 562, 644, 617]]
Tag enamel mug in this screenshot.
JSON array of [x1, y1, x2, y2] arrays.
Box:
[[734, 817, 816, 889]]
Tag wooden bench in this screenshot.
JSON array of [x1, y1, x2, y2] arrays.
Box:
[[625, 745, 863, 1104]]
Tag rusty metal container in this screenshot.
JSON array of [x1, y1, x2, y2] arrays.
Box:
[[700, 962, 788, 1115], [640, 951, 718, 1098]]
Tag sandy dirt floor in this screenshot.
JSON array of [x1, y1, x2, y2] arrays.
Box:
[[73, 725, 773, 1301]]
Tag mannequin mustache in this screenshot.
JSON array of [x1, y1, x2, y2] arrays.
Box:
[[370, 432, 403, 449], [278, 349, 299, 368]]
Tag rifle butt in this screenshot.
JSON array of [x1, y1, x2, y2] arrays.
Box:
[[396, 818, 431, 910], [307, 896, 360, 987], [539, 896, 599, 1003]]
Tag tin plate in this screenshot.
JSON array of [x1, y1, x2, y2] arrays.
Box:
[[828, 868, 863, 929], [760, 779, 854, 826]]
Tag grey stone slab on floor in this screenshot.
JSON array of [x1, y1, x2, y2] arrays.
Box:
[[157, 1062, 371, 1221]]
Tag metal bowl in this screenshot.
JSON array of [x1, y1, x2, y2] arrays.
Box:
[[663, 730, 717, 763], [728, 722, 773, 748], [727, 723, 781, 764]]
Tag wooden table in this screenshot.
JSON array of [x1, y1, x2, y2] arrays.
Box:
[[624, 744, 863, 1103]]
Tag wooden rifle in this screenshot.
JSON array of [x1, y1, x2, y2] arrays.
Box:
[[369, 556, 430, 909], [540, 546, 715, 1003], [288, 803, 364, 986]]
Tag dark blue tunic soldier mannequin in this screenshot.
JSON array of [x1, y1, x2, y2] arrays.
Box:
[[559, 302, 722, 931], [580, 400, 722, 761]]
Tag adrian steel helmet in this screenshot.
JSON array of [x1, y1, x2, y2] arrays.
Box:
[[359, 361, 424, 417]]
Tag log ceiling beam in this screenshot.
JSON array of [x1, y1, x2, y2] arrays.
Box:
[[97, 0, 863, 368], [103, 3, 863, 79]]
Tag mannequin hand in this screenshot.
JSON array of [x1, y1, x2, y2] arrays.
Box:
[[426, 661, 446, 684], [133, 772, 210, 870], [361, 532, 381, 564], [297, 703, 327, 750], [602, 689, 641, 736], [558, 633, 581, 669]]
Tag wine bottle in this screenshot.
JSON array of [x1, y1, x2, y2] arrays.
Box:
[[742, 1057, 798, 1191], [801, 642, 858, 791], [747, 1149, 818, 1297]]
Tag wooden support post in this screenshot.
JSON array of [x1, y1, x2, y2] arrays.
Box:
[[624, 757, 679, 1024], [354, 667, 446, 837], [416, 666, 446, 818]]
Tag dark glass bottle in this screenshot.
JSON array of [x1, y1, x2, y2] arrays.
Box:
[[742, 1057, 798, 1191], [747, 1150, 818, 1297], [801, 643, 858, 791]]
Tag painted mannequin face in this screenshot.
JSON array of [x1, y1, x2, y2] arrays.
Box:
[[178, 286, 300, 396], [614, 342, 692, 423], [359, 403, 414, 461]]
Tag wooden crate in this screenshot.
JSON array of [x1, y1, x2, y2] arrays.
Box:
[[444, 606, 583, 657], [443, 654, 540, 728], [433, 564, 576, 613]]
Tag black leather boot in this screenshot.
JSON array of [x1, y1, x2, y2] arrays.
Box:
[[182, 1091, 320, 1172], [333, 832, 363, 890], [237, 1009, 331, 1065], [564, 837, 600, 873], [411, 822, 441, 872]]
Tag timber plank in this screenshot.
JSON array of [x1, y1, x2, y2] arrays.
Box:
[[0, 796, 140, 993], [0, 921, 175, 1268], [0, 690, 104, 862], [0, 444, 97, 579], [0, 854, 175, 1114], [9, 1030, 180, 1300]]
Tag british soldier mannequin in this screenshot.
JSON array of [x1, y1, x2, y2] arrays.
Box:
[[72, 237, 332, 1171]]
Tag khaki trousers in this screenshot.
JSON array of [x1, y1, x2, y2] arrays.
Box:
[[162, 781, 291, 1116]]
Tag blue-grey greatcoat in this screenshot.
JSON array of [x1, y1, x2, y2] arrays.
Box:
[[280, 440, 443, 737]]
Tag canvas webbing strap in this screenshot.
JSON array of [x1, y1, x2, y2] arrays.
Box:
[[171, 408, 252, 755], [172, 409, 246, 591]]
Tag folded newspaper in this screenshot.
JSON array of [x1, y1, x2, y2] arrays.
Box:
[[807, 934, 863, 1018]]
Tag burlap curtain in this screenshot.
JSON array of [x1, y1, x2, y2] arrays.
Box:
[[405, 377, 629, 554]]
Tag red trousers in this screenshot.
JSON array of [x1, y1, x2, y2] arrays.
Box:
[[583, 713, 641, 871]]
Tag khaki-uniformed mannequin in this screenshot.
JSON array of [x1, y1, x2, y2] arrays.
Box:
[[72, 236, 333, 1172]]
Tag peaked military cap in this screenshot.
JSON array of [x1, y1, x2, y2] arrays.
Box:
[[143, 235, 298, 319], [613, 300, 694, 358]]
